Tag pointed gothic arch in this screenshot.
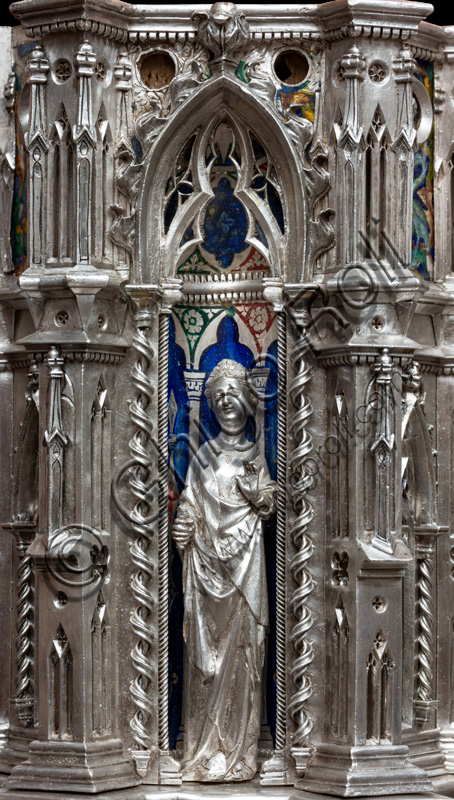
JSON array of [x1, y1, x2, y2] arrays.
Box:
[[13, 397, 39, 523], [402, 402, 436, 527], [136, 74, 307, 284]]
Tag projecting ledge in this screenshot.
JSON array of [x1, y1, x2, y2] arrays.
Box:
[[1, 782, 453, 800]]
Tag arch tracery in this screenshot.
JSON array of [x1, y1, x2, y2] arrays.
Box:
[[135, 74, 312, 284]]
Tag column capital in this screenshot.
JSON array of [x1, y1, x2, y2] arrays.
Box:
[[161, 279, 184, 314], [125, 284, 162, 328], [114, 51, 132, 91], [341, 44, 366, 81], [263, 278, 284, 312], [392, 47, 416, 83], [27, 45, 49, 85], [75, 40, 96, 78]]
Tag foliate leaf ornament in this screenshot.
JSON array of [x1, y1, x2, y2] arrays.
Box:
[[110, 205, 137, 254], [193, 2, 250, 68]]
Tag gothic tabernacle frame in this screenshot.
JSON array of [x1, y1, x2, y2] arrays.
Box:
[[2, 0, 454, 798]]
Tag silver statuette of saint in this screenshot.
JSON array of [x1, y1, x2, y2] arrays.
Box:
[[172, 359, 277, 782]]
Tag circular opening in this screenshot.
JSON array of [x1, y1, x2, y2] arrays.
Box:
[[368, 61, 388, 84], [372, 596, 387, 613], [55, 58, 72, 83], [371, 315, 385, 331], [140, 52, 176, 90], [95, 62, 106, 82], [54, 591, 68, 608], [55, 310, 69, 327], [274, 50, 309, 86]]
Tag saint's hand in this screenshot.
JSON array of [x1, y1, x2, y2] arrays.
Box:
[[236, 475, 259, 505], [172, 517, 195, 549]]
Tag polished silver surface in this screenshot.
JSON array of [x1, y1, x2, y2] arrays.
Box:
[[2, 0, 454, 797], [173, 360, 276, 782]]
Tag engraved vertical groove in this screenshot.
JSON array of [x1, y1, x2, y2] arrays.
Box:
[[288, 322, 314, 747], [416, 549, 434, 704], [129, 316, 156, 751], [275, 310, 287, 752], [158, 312, 170, 751]]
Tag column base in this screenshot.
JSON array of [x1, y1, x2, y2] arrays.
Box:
[[404, 728, 446, 778], [258, 723, 274, 764], [439, 728, 454, 773], [0, 726, 37, 774], [260, 750, 289, 786], [3, 738, 140, 793], [157, 750, 182, 785], [299, 743, 433, 796]]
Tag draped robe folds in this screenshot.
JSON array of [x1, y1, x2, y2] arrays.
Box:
[[176, 433, 277, 782]]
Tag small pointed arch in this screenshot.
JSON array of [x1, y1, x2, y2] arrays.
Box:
[[402, 402, 436, 526], [91, 589, 108, 626], [91, 374, 111, 532], [49, 623, 73, 739], [50, 101, 71, 143], [333, 377, 348, 419], [366, 104, 388, 147], [162, 115, 284, 275], [170, 311, 191, 367], [91, 589, 111, 735], [91, 373, 111, 417], [48, 102, 73, 263], [95, 101, 112, 145], [334, 593, 349, 639], [192, 309, 258, 370], [93, 104, 113, 263], [364, 104, 390, 260], [136, 74, 307, 284], [331, 103, 344, 145], [13, 401, 39, 523], [366, 629, 394, 743], [328, 377, 350, 539], [330, 594, 349, 740]]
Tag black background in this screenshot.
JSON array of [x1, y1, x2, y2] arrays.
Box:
[[0, 1, 451, 31]]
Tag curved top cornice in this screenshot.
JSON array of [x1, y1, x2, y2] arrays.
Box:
[[10, 0, 439, 51]]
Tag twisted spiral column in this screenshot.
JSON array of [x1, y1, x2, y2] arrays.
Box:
[[157, 311, 170, 752], [155, 283, 182, 784], [275, 310, 287, 753], [288, 314, 315, 751], [260, 283, 289, 785], [128, 307, 157, 753], [415, 537, 435, 724], [14, 535, 35, 727]]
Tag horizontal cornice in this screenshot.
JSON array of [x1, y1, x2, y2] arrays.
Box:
[[11, 0, 446, 50]]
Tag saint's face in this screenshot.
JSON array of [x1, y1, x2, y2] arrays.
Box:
[[210, 376, 249, 433]]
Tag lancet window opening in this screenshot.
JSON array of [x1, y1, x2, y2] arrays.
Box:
[[49, 106, 73, 264], [91, 591, 111, 737], [364, 107, 388, 259], [91, 377, 111, 533], [366, 631, 394, 744], [330, 597, 349, 740], [329, 385, 349, 539], [92, 109, 113, 264], [49, 624, 73, 740], [162, 114, 286, 275]]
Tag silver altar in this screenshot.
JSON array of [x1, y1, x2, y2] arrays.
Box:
[[1, 0, 454, 798]]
